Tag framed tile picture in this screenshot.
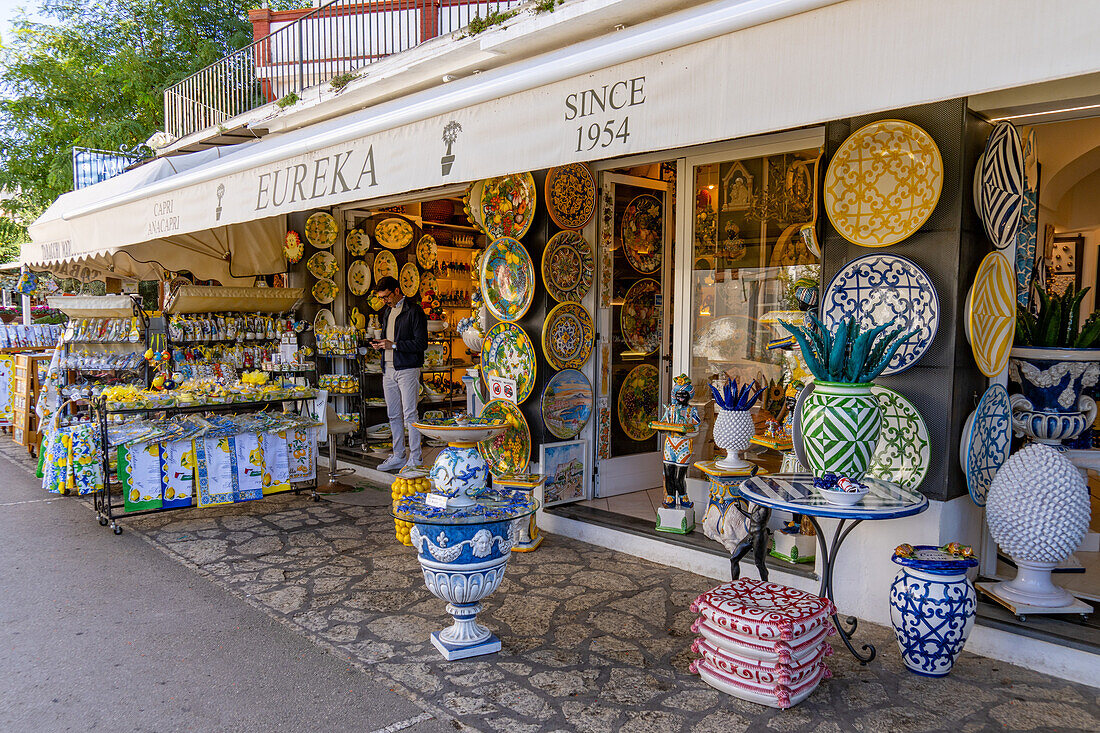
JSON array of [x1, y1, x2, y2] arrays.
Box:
[[539, 440, 588, 507]]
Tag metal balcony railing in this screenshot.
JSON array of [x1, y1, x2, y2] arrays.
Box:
[[164, 0, 527, 141], [72, 147, 145, 190]]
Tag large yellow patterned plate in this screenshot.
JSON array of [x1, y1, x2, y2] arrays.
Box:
[[348, 259, 371, 296], [346, 228, 369, 256], [967, 251, 1015, 377], [306, 251, 338, 279], [824, 119, 942, 248], [311, 278, 338, 305], [373, 250, 398, 282], [477, 399, 531, 476], [416, 234, 438, 270], [305, 212, 338, 248], [481, 173, 536, 240], [376, 217, 414, 250], [617, 363, 659, 441], [399, 262, 420, 298]]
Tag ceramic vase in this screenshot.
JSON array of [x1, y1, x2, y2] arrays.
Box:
[[429, 444, 489, 507], [1008, 347, 1100, 445], [798, 381, 881, 479], [713, 409, 754, 470], [461, 329, 484, 354], [410, 519, 518, 660], [889, 547, 979, 677]]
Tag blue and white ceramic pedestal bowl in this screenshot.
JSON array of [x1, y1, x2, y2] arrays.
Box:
[[1008, 347, 1100, 446], [889, 546, 979, 677]]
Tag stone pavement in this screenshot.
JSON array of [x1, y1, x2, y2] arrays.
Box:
[[5, 435, 1099, 732]]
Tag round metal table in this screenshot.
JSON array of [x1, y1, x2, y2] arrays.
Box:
[[738, 473, 929, 664]]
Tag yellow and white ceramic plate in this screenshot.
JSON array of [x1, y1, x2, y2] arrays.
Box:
[[416, 234, 438, 270], [376, 218, 414, 250], [312, 278, 338, 305], [420, 271, 438, 296], [306, 251, 338, 279], [373, 250, 398, 282], [348, 259, 371, 296], [824, 119, 943, 248], [314, 308, 336, 333], [399, 262, 420, 298], [305, 212, 338, 248], [967, 251, 1015, 377], [346, 228, 369, 256]]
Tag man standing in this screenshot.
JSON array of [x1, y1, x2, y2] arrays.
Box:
[[370, 276, 427, 470]]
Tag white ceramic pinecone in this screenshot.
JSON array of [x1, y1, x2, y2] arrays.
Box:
[[713, 409, 753, 453], [985, 444, 1089, 562]]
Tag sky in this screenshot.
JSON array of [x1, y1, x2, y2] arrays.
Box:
[[0, 0, 45, 47]]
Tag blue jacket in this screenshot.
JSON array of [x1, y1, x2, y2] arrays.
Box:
[[381, 298, 428, 371]]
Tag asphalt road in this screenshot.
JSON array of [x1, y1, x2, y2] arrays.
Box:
[[0, 443, 455, 733]]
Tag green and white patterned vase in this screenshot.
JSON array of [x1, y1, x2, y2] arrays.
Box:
[[801, 381, 881, 479]]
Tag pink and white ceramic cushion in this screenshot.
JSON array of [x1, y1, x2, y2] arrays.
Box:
[[691, 616, 832, 664], [692, 637, 830, 688], [689, 656, 829, 710], [690, 579, 835, 641]]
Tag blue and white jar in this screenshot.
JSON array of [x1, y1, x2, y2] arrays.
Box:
[[889, 545, 979, 677], [429, 444, 489, 505]]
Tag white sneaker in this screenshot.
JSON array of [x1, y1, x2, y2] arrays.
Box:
[[377, 454, 406, 472], [404, 457, 423, 470]]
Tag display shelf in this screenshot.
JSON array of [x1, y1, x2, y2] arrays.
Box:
[[424, 222, 480, 233], [171, 338, 279, 345]]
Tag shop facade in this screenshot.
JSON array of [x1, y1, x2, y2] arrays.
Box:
[[23, 0, 1100, 684]]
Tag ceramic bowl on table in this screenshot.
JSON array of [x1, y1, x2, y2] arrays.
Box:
[[817, 486, 869, 506]]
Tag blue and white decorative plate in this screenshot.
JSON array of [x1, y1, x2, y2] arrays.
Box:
[[821, 253, 939, 376], [960, 383, 1011, 507], [977, 122, 1023, 251], [867, 385, 929, 490]]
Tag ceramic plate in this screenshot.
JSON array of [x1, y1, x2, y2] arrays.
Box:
[[399, 262, 420, 298], [866, 385, 930, 490], [368, 293, 385, 312], [823, 119, 943, 248], [820, 253, 938, 376], [541, 368, 593, 440], [306, 251, 338, 279], [481, 322, 537, 404], [314, 308, 335, 333], [543, 302, 595, 371], [477, 399, 531, 476], [348, 259, 371, 296], [376, 217, 414, 250], [305, 212, 338, 248], [978, 122, 1024, 251], [480, 173, 536, 240], [545, 163, 596, 230], [346, 228, 369, 256], [621, 194, 663, 273], [542, 230, 594, 303], [283, 231, 304, 263], [621, 278, 661, 355], [416, 234, 438, 270], [791, 382, 813, 472], [617, 363, 660, 441], [961, 383, 1011, 507], [373, 250, 398, 282], [464, 179, 488, 234], [420, 271, 438, 297], [480, 236, 534, 322], [967, 251, 1016, 377], [312, 278, 338, 304]]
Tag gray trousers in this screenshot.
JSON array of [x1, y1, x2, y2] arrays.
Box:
[[382, 366, 421, 461]]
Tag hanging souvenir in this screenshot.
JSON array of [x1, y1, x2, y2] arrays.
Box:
[[545, 163, 596, 230], [283, 231, 304, 263], [541, 369, 593, 440], [542, 231, 594, 303], [346, 228, 369, 256], [621, 278, 661, 355], [617, 363, 660, 441], [399, 262, 420, 298], [375, 217, 414, 250], [481, 173, 537, 240], [481, 322, 537, 404]]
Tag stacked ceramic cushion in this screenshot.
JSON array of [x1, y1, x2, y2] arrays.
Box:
[[688, 578, 834, 709]]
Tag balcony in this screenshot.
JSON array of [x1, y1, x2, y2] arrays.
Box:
[[163, 0, 527, 143]]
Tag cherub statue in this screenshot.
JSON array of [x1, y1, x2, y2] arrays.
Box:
[[660, 374, 701, 509]]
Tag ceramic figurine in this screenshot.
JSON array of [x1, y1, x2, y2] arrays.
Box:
[[660, 374, 701, 508]]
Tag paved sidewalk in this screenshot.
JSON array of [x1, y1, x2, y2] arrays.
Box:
[[0, 440, 454, 733]]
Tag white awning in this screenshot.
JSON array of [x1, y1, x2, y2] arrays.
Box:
[[25, 0, 1100, 278]]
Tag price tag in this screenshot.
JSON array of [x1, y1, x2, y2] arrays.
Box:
[[425, 493, 450, 509], [488, 375, 518, 404]]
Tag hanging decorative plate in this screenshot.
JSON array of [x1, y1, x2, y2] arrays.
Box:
[[977, 121, 1024, 251], [305, 212, 338, 248], [542, 302, 595, 371], [621, 278, 661, 355], [481, 322, 537, 404], [283, 231, 304, 263], [420, 271, 438, 297], [373, 250, 398, 282], [477, 399, 531, 476], [820, 253, 938, 376], [967, 251, 1016, 377], [866, 385, 930, 490], [481, 173, 536, 240], [314, 308, 335, 333], [416, 234, 438, 270], [346, 228, 369, 256], [399, 262, 420, 298], [617, 363, 660, 441], [306, 251, 338, 279], [545, 163, 596, 230], [464, 179, 488, 234], [480, 236, 534, 322], [311, 278, 338, 304], [542, 231, 594, 303], [621, 194, 663, 273], [541, 368, 593, 440], [375, 217, 414, 250], [823, 119, 943, 248], [960, 384, 1011, 507], [367, 293, 385, 312], [347, 259, 371, 296]]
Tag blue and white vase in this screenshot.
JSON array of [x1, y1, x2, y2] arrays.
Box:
[[1008, 346, 1100, 446], [429, 444, 489, 506], [889, 546, 979, 677]]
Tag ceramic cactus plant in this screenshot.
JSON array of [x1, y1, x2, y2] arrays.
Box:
[[780, 314, 917, 384], [1015, 286, 1100, 348]]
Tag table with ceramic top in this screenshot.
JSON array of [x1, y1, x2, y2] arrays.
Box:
[[737, 473, 929, 664]]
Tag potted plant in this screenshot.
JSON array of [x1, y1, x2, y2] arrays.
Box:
[[1011, 287, 1100, 444], [709, 377, 765, 470], [780, 315, 915, 478]]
